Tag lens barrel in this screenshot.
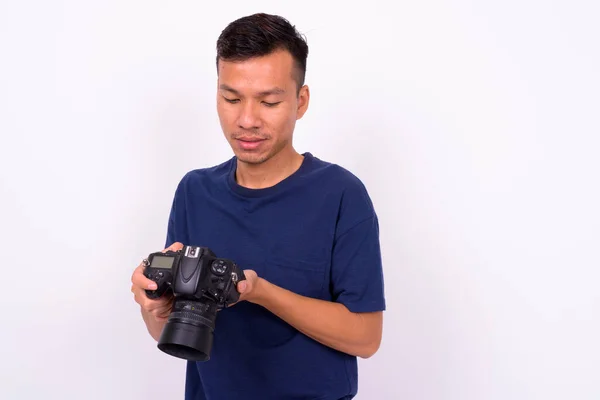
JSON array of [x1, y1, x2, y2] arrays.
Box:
[[157, 299, 218, 361]]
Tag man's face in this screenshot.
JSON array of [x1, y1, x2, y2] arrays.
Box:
[[216, 49, 309, 165]]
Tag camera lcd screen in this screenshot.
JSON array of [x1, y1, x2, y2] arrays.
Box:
[[151, 255, 174, 269]]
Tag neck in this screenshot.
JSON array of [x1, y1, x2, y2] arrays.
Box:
[[236, 148, 304, 189]]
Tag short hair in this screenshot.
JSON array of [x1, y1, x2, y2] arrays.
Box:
[[216, 13, 309, 92]]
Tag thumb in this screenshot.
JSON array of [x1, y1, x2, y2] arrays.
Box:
[[237, 281, 247, 293]]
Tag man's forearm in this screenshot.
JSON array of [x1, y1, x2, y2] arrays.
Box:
[[141, 309, 166, 342], [252, 278, 382, 358]]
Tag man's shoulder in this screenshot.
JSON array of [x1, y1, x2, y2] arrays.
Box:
[[176, 157, 234, 187], [309, 154, 377, 229], [309, 154, 372, 204], [309, 154, 368, 191]]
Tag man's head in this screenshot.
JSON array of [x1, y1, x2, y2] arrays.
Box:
[[215, 13, 310, 165]]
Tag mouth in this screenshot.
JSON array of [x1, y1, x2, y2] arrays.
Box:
[[236, 136, 267, 142], [235, 137, 267, 151]]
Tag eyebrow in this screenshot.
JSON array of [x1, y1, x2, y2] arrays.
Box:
[[219, 84, 285, 97]]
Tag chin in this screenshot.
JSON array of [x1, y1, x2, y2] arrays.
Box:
[[230, 140, 288, 165], [234, 151, 271, 165]]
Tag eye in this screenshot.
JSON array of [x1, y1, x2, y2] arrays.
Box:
[[223, 97, 239, 104], [262, 101, 281, 107]]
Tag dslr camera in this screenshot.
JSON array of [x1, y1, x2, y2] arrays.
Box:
[[142, 245, 246, 361]]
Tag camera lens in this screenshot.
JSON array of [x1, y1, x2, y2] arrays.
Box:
[[157, 299, 218, 361]]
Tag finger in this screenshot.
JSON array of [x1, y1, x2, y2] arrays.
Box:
[[154, 308, 172, 320], [237, 280, 248, 293], [135, 292, 169, 313], [131, 279, 171, 305], [163, 242, 184, 253], [154, 314, 170, 322], [131, 265, 158, 290], [152, 301, 173, 319]]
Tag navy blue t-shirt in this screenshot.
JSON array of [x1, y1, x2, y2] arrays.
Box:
[[164, 152, 386, 400]]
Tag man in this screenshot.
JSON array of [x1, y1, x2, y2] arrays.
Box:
[[131, 13, 386, 400]]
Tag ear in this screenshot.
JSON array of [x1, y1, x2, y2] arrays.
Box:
[[296, 85, 310, 120]]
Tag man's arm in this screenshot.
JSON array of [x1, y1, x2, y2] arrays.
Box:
[[238, 272, 383, 359]]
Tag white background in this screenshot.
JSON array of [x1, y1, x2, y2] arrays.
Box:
[[1, 1, 599, 399]]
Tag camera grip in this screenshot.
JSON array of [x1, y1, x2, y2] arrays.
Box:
[[144, 287, 165, 300], [143, 268, 171, 299]]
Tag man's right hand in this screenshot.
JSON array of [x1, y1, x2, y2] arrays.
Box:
[[131, 242, 184, 322]]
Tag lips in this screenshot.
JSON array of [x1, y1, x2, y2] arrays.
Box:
[[236, 137, 266, 150]]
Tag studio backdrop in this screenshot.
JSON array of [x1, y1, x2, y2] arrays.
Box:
[[1, 1, 598, 399]]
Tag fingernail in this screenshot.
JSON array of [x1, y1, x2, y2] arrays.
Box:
[[238, 282, 246, 292], [148, 282, 157, 290]]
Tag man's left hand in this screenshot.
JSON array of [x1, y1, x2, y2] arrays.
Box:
[[232, 269, 261, 304]]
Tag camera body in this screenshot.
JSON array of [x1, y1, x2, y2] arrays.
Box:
[[142, 245, 245, 361]]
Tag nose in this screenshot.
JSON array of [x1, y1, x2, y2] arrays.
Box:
[[237, 101, 262, 130]]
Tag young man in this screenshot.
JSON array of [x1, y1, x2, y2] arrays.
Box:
[[131, 13, 386, 400]]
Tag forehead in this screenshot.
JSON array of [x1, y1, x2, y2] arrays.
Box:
[[217, 50, 296, 93]]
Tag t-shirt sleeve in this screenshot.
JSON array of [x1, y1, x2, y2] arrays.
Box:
[[330, 182, 386, 313]]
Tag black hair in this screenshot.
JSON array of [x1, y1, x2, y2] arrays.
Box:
[[216, 13, 309, 92]]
